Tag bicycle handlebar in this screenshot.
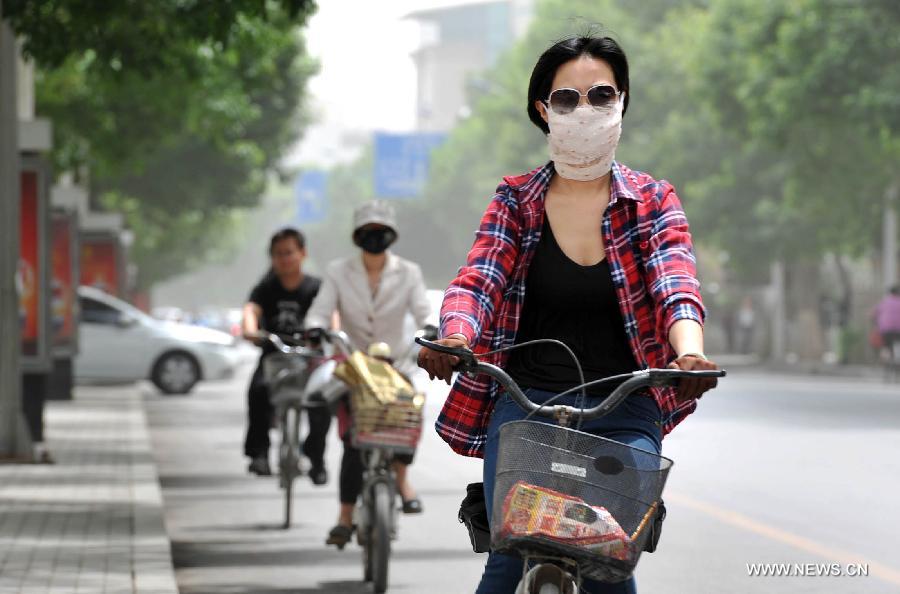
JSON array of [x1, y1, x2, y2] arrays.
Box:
[[257, 332, 322, 357], [303, 327, 355, 357], [414, 337, 726, 422]]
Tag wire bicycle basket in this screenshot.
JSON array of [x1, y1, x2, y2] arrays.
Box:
[[262, 352, 315, 407], [334, 351, 424, 454], [492, 420, 673, 583]]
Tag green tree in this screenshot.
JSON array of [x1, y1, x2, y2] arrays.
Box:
[[2, 0, 314, 72], [686, 0, 900, 337], [421, 0, 899, 286], [690, 0, 899, 263], [5, 1, 318, 288]]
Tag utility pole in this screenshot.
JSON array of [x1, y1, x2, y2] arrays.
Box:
[[0, 12, 32, 459], [884, 184, 898, 291], [770, 259, 787, 362]]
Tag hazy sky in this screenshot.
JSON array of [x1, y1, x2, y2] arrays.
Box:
[[287, 0, 475, 168]]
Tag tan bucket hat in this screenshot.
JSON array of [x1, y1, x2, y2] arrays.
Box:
[[352, 200, 398, 233]]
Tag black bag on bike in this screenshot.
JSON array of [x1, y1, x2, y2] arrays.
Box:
[[642, 499, 666, 553], [458, 482, 491, 553]]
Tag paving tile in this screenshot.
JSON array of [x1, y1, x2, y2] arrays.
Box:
[[0, 386, 178, 594]]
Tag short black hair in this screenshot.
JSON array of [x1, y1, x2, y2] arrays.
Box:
[[890, 285, 900, 296], [527, 35, 630, 134], [268, 227, 305, 254]]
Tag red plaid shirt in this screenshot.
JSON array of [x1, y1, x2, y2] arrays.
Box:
[[436, 161, 706, 458]]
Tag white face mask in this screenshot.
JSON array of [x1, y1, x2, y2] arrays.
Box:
[[546, 95, 624, 181]]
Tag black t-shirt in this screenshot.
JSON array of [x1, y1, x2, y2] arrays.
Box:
[[249, 272, 321, 354], [506, 218, 638, 396]]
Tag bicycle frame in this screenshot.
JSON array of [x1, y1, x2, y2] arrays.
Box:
[[312, 328, 421, 594], [258, 332, 329, 529]]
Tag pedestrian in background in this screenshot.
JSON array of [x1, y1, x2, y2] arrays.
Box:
[[873, 285, 900, 361], [241, 228, 329, 479], [737, 295, 755, 354]]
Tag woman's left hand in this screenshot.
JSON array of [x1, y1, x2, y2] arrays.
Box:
[[667, 354, 719, 403]]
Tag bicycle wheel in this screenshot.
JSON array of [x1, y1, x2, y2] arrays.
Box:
[[363, 527, 373, 582], [370, 481, 392, 593], [517, 564, 575, 594], [281, 406, 300, 529]]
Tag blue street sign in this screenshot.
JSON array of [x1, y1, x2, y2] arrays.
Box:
[[294, 171, 328, 224], [373, 132, 447, 199]]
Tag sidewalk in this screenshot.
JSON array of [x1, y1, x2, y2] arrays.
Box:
[[0, 384, 178, 594]]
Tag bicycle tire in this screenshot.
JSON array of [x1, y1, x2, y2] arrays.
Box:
[[361, 498, 372, 581], [282, 406, 300, 529], [363, 534, 373, 582], [370, 481, 392, 593]]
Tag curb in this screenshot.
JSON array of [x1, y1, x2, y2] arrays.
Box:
[[132, 392, 180, 594]]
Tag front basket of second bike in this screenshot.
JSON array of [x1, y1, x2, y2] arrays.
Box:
[[334, 351, 424, 454]]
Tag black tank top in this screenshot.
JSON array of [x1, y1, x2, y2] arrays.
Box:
[[506, 217, 639, 395]]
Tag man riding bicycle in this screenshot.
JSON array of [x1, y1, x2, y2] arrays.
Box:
[[305, 200, 433, 549], [242, 228, 330, 481]]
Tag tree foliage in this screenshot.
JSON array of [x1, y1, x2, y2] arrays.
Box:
[[2, 0, 314, 72], [7, 1, 317, 288], [414, 0, 900, 287]]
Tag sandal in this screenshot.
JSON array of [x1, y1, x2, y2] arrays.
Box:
[[326, 524, 354, 550], [401, 497, 424, 514]]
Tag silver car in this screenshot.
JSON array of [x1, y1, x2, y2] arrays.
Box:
[[75, 286, 242, 394]]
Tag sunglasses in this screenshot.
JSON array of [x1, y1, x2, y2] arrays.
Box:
[[545, 84, 622, 114]]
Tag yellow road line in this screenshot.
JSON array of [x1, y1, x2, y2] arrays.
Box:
[[666, 491, 900, 586]]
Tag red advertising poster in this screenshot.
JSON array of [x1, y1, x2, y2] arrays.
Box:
[[80, 237, 120, 296], [51, 214, 76, 350], [19, 171, 39, 357]]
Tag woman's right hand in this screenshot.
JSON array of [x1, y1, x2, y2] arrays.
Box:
[[417, 336, 470, 385]]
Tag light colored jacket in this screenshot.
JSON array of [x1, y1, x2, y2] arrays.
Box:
[[306, 252, 431, 371]]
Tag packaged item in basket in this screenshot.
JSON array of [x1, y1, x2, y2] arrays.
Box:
[[499, 481, 634, 562], [334, 351, 417, 406], [334, 351, 425, 450]]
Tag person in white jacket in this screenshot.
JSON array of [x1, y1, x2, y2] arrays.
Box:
[[305, 200, 432, 548]]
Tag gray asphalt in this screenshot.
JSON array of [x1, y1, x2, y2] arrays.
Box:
[[144, 359, 900, 594]]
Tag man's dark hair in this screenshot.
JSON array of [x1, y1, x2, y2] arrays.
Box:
[[268, 227, 305, 255], [527, 35, 630, 134], [890, 285, 900, 296]]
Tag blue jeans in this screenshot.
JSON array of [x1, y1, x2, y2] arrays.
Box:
[[475, 389, 663, 594]]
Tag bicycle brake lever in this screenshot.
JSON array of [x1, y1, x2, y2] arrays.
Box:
[[414, 337, 479, 371]]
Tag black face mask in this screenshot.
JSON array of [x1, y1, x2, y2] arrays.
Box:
[[354, 228, 396, 254]]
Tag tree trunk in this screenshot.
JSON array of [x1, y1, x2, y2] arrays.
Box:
[[786, 260, 824, 361]]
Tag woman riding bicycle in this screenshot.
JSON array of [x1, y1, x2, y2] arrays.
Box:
[[306, 200, 432, 549], [418, 35, 720, 594]]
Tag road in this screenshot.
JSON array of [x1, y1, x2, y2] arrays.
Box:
[[144, 358, 900, 594]]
